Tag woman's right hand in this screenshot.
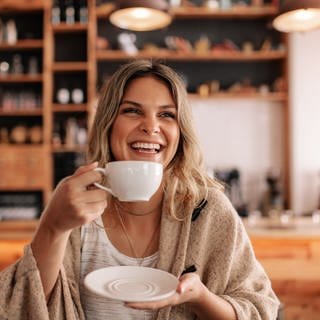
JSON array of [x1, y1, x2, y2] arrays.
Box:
[[39, 162, 108, 235]]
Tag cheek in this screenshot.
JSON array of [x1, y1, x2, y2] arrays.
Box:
[[172, 127, 181, 150], [165, 127, 180, 162], [109, 124, 122, 153]]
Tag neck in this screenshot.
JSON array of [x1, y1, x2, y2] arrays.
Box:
[[114, 199, 162, 217], [102, 191, 164, 229], [114, 188, 164, 217], [113, 199, 162, 259]]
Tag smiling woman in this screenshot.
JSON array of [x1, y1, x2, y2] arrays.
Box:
[[0, 60, 279, 320]]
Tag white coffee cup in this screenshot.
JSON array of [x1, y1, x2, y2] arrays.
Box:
[[94, 161, 163, 202]]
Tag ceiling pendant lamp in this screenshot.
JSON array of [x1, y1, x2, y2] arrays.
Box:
[[273, 0, 320, 33], [109, 0, 172, 31]]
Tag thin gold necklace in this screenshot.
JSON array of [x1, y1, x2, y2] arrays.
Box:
[[114, 201, 161, 267]]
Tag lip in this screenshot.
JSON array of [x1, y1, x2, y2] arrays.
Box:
[[129, 140, 166, 151], [128, 140, 164, 162]]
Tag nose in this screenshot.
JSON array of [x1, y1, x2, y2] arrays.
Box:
[[140, 115, 160, 135]]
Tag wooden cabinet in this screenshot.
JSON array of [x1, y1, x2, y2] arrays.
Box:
[[246, 219, 320, 320], [0, 220, 37, 270], [0, 145, 50, 190]]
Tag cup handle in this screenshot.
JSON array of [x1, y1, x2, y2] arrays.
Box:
[[93, 167, 115, 196]]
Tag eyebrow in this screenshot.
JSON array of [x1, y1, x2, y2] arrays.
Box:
[[120, 100, 176, 110]]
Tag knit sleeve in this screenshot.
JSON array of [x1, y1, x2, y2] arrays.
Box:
[[0, 242, 84, 320], [0, 245, 50, 320]]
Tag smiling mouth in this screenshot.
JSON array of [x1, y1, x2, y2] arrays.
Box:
[[131, 142, 161, 153]]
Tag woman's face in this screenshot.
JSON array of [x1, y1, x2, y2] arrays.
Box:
[[110, 76, 180, 168]]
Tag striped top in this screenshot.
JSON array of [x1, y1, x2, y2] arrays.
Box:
[[80, 216, 159, 320]]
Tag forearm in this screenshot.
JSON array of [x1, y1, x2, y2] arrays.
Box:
[[190, 285, 237, 320], [31, 225, 71, 301]]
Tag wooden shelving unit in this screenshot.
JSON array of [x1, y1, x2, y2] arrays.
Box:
[[0, 0, 51, 209], [96, 49, 286, 62], [0, 0, 289, 238]]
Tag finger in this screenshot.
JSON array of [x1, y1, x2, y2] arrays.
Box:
[[81, 200, 108, 217], [177, 273, 198, 294], [71, 169, 103, 191], [73, 162, 99, 177], [126, 293, 180, 310], [78, 189, 108, 204]]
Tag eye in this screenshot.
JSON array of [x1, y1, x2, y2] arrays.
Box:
[[159, 111, 176, 119], [121, 107, 143, 115]]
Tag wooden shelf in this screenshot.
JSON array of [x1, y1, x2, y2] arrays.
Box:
[[96, 4, 278, 19], [0, 185, 44, 191], [96, 2, 115, 18], [189, 92, 287, 102], [96, 50, 286, 62], [0, 74, 43, 83], [0, 39, 43, 50], [0, 109, 42, 116], [52, 23, 88, 33], [52, 62, 88, 72], [0, 143, 44, 149], [0, 220, 38, 240], [51, 145, 87, 153], [171, 5, 278, 19], [52, 103, 87, 112], [0, 0, 47, 11]]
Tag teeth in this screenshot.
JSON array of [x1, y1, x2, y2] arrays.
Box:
[[131, 142, 160, 150]]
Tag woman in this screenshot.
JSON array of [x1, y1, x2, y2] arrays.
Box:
[[0, 60, 279, 320]]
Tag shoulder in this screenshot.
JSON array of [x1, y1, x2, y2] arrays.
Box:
[[200, 187, 239, 224], [190, 188, 245, 245]]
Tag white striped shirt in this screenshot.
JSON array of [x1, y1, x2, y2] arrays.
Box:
[[80, 216, 158, 320]]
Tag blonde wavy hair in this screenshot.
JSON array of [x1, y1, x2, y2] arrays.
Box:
[[87, 59, 220, 220]]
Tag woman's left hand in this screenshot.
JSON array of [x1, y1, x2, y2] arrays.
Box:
[[125, 272, 205, 310]]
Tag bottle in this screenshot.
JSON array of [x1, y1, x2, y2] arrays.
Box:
[[78, 0, 88, 24], [52, 0, 61, 24], [27, 56, 39, 75], [65, 0, 75, 24], [6, 20, 17, 45], [11, 54, 24, 74]]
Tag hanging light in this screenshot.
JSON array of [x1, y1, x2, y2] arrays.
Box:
[[109, 0, 172, 31], [273, 0, 320, 33]]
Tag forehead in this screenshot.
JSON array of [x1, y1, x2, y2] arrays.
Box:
[[125, 75, 171, 93], [122, 75, 176, 105]]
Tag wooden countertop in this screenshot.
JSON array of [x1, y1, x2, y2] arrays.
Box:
[[1, 217, 320, 240], [0, 220, 38, 240], [243, 217, 320, 239]]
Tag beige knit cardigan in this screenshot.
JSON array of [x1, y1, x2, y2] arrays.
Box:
[[0, 188, 279, 320]]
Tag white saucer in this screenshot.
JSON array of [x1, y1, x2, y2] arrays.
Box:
[[84, 266, 179, 302]]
